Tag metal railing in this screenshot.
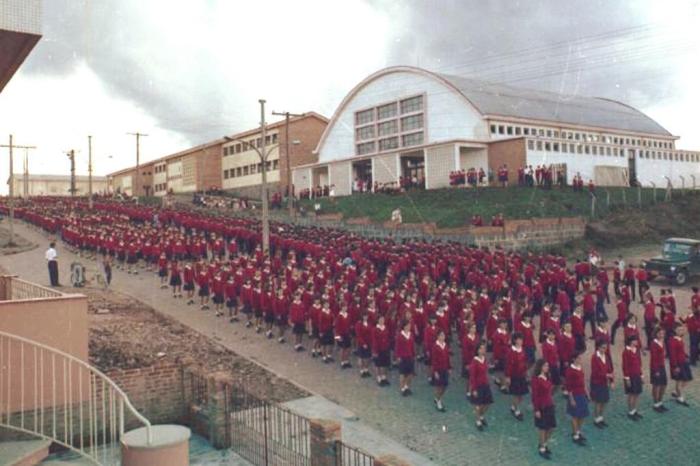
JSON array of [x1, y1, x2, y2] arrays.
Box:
[[225, 382, 311, 466], [335, 440, 375, 466], [0, 331, 151, 466]]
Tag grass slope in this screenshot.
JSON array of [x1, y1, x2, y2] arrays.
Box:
[[301, 186, 678, 228]]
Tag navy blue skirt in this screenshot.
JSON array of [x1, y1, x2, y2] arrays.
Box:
[[567, 394, 590, 418], [672, 362, 693, 382], [534, 405, 557, 430], [624, 375, 643, 395], [509, 376, 529, 395], [470, 384, 493, 405]]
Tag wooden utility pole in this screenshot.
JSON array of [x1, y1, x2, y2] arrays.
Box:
[[272, 110, 304, 216], [1, 136, 36, 245], [23, 148, 29, 197], [65, 150, 77, 197], [127, 132, 148, 201], [88, 135, 93, 209]]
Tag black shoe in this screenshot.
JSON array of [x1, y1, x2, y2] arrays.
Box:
[[405, 388, 412, 395], [594, 420, 605, 429], [634, 412, 643, 420], [627, 413, 639, 421], [476, 422, 484, 431], [538, 448, 551, 460], [481, 418, 488, 427], [675, 398, 690, 407], [361, 371, 371, 378], [653, 405, 665, 413], [401, 388, 409, 397], [659, 404, 669, 412], [671, 392, 679, 398]]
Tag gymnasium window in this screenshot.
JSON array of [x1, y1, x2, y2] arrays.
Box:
[[378, 120, 398, 136], [356, 109, 374, 125], [378, 137, 399, 151], [357, 125, 375, 141], [401, 114, 423, 132], [400, 96, 423, 114], [356, 141, 376, 155], [401, 132, 424, 147], [378, 102, 398, 120]]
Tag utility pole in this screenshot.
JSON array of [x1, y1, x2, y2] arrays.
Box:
[[1, 136, 36, 246], [223, 99, 274, 255], [23, 148, 29, 197], [127, 132, 148, 202], [88, 135, 93, 209], [65, 150, 77, 197], [272, 110, 304, 216]]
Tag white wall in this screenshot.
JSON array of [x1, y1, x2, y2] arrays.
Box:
[[636, 156, 700, 188], [318, 70, 487, 163], [526, 148, 627, 184]]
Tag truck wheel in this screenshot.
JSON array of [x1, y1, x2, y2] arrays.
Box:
[[674, 271, 687, 286]]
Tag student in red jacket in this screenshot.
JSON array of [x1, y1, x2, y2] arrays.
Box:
[[158, 252, 169, 288], [565, 351, 589, 446], [505, 332, 528, 420], [431, 330, 451, 412], [531, 359, 556, 459], [643, 294, 657, 350], [461, 323, 478, 378], [183, 262, 196, 305], [288, 292, 306, 352], [354, 313, 372, 377], [491, 319, 510, 391], [169, 259, 182, 298], [469, 341, 493, 431], [558, 321, 575, 395], [334, 305, 352, 368], [318, 301, 335, 363], [622, 334, 643, 420], [541, 329, 561, 388], [650, 328, 668, 412], [590, 340, 614, 428], [669, 323, 693, 406], [274, 288, 289, 344], [395, 320, 416, 396], [372, 315, 391, 386], [224, 275, 238, 321]]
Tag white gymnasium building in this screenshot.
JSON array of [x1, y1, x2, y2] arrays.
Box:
[[293, 66, 700, 195]]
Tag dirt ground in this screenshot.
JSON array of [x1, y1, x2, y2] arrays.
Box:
[[82, 287, 308, 402], [0, 225, 37, 255]]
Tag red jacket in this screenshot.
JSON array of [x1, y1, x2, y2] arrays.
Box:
[[669, 336, 688, 368], [622, 346, 642, 379], [541, 339, 559, 367], [558, 333, 575, 365], [492, 329, 510, 362], [650, 339, 666, 372], [565, 365, 587, 396], [394, 331, 415, 359], [355, 321, 372, 348], [590, 352, 613, 386], [318, 309, 334, 333], [531, 375, 554, 410], [461, 334, 478, 366], [469, 356, 489, 391], [334, 313, 351, 338], [431, 342, 451, 372], [505, 346, 527, 378], [289, 301, 305, 324], [372, 325, 391, 353]]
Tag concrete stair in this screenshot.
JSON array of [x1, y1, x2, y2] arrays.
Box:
[[0, 439, 52, 466]]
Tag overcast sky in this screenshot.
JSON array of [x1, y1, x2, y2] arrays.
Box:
[[0, 0, 698, 188]]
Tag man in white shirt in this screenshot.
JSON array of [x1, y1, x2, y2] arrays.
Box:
[[45, 242, 60, 286]]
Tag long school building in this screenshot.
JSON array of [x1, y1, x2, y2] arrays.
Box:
[[293, 66, 700, 195]]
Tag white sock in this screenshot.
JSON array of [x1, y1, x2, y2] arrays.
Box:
[[595, 416, 604, 423], [678, 396, 685, 402], [654, 402, 662, 407], [629, 409, 636, 415]]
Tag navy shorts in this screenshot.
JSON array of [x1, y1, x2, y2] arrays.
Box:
[[169, 276, 182, 287]]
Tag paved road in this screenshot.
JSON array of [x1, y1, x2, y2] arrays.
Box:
[[5, 222, 700, 466]]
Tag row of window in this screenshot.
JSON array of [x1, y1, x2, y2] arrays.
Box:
[[356, 132, 425, 156], [223, 134, 279, 156], [356, 114, 425, 141], [491, 123, 674, 149], [223, 160, 279, 179], [154, 164, 166, 173], [355, 95, 424, 126], [527, 139, 699, 162], [154, 183, 167, 192]]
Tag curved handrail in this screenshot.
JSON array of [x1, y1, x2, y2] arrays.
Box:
[[0, 330, 152, 465]]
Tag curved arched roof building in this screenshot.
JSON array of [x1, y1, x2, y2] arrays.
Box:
[[294, 66, 698, 196]]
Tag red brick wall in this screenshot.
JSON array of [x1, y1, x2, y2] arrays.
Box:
[[106, 362, 187, 428], [487, 138, 526, 186]]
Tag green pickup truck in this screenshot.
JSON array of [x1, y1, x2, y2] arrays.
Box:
[[643, 238, 700, 286]]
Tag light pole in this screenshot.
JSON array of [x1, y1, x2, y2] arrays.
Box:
[[88, 135, 93, 209], [1, 135, 36, 246], [223, 99, 276, 255], [271, 110, 304, 216]]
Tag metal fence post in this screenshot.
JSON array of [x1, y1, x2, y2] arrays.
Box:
[[637, 183, 642, 209], [650, 182, 656, 203]]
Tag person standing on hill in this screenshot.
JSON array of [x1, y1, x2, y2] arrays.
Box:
[[45, 242, 60, 287]]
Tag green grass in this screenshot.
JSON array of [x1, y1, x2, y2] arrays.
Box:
[[299, 186, 695, 228]]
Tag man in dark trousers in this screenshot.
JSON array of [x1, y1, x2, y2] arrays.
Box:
[[45, 242, 60, 286]]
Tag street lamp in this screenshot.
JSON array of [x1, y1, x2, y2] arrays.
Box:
[[223, 99, 277, 255]]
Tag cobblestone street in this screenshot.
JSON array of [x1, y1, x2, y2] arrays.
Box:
[[4, 222, 700, 466]]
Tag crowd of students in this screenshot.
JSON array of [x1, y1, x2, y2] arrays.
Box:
[[3, 197, 699, 460]]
